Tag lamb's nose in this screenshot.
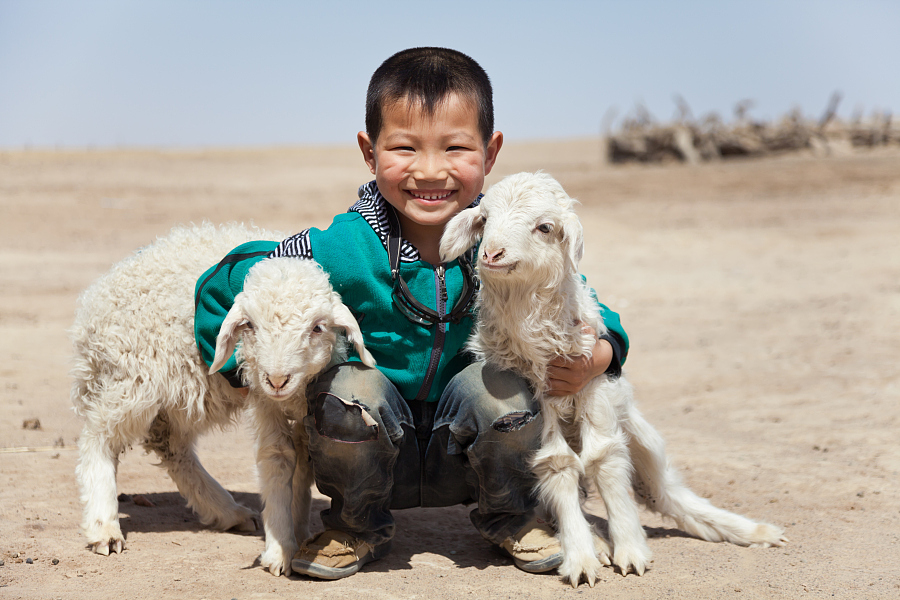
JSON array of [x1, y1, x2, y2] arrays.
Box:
[[266, 374, 291, 391], [482, 248, 505, 263]]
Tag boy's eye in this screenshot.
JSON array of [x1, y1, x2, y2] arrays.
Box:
[[447, 146, 469, 152], [392, 146, 415, 152]]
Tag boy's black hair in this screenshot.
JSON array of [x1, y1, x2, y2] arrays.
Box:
[[366, 47, 494, 146]]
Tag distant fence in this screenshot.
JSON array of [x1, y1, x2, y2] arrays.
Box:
[[605, 93, 899, 164]]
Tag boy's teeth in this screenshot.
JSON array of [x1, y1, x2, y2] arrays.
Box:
[[412, 191, 452, 200]]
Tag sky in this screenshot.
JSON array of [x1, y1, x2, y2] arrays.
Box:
[[0, 0, 898, 148]]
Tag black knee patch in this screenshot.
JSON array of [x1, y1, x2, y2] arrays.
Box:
[[313, 392, 379, 442], [491, 410, 535, 433]]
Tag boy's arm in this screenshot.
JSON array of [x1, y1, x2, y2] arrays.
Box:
[[584, 272, 629, 371], [597, 301, 629, 375], [545, 284, 629, 397], [193, 241, 280, 387]]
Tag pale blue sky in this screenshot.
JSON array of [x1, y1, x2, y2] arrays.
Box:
[[1, 0, 897, 147]]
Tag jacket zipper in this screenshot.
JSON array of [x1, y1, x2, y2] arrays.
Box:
[[414, 264, 447, 401]]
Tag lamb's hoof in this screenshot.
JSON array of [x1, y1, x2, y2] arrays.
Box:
[[594, 533, 612, 566], [748, 524, 788, 548], [85, 521, 125, 555], [217, 505, 259, 533], [261, 543, 299, 577], [90, 538, 124, 555], [612, 544, 651, 577], [230, 514, 260, 533], [560, 554, 604, 588]]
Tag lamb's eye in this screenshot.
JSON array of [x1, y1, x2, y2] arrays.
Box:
[[243, 320, 255, 331], [536, 223, 553, 234], [312, 323, 327, 334]]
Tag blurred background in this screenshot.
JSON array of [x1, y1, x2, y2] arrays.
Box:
[[1, 0, 898, 148]]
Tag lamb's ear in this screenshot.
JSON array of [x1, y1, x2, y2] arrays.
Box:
[[333, 302, 376, 368], [561, 212, 584, 270], [440, 205, 484, 263], [210, 301, 250, 374]]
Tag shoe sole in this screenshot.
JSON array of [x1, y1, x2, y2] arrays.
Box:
[[495, 544, 563, 574], [513, 551, 563, 574], [292, 541, 391, 580]]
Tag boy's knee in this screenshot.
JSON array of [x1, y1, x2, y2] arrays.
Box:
[[310, 392, 380, 443], [307, 365, 408, 445], [444, 362, 537, 422]]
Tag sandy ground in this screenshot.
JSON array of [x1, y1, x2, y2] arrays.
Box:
[[1, 140, 899, 599]]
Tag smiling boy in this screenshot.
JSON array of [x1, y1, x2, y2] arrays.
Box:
[[194, 47, 628, 580], [357, 86, 501, 265]]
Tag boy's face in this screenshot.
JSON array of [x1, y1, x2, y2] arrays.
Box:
[[358, 93, 502, 247]]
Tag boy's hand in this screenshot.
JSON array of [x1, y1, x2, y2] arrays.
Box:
[[546, 328, 613, 396]]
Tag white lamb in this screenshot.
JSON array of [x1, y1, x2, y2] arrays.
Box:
[[440, 172, 787, 587], [207, 252, 374, 576], [71, 222, 374, 578]]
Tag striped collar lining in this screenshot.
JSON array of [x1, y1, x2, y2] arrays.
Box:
[[351, 181, 481, 264]]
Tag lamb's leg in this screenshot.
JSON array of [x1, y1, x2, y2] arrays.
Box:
[[252, 401, 300, 577], [76, 427, 125, 555], [291, 421, 314, 544], [531, 403, 602, 588], [579, 403, 651, 577], [623, 401, 787, 547], [143, 411, 258, 533]]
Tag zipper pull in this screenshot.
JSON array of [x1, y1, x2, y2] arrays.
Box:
[[437, 265, 448, 305]]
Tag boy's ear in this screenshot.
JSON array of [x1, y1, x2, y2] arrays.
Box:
[[358, 131, 377, 174], [483, 131, 503, 176], [440, 205, 484, 263]]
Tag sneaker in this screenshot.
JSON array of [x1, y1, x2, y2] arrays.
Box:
[[497, 516, 563, 573], [291, 530, 390, 580]]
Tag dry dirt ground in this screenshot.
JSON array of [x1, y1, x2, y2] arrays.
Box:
[[1, 141, 898, 599]]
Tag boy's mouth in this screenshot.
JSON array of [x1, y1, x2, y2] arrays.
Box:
[[408, 190, 454, 201]]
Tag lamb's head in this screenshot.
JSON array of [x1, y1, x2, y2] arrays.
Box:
[[209, 258, 375, 400], [440, 172, 583, 287]]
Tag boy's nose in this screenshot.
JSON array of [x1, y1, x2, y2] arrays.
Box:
[[413, 152, 449, 180]]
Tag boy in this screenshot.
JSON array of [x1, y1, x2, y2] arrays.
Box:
[[194, 47, 628, 580]]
